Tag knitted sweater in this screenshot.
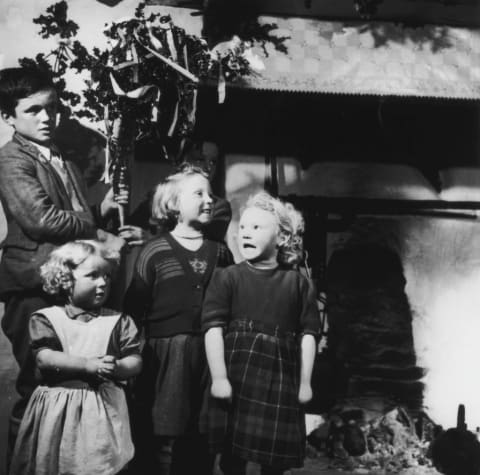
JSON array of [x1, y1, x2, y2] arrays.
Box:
[[124, 232, 233, 337]]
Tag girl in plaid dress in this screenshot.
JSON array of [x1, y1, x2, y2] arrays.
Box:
[[202, 192, 320, 475]]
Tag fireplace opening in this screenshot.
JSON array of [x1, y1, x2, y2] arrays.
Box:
[[306, 243, 437, 472], [325, 243, 424, 414]]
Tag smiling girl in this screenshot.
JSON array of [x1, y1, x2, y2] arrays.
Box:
[[10, 240, 142, 475], [202, 192, 320, 475], [124, 164, 233, 475]]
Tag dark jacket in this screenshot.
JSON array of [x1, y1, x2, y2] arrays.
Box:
[[0, 133, 97, 294]]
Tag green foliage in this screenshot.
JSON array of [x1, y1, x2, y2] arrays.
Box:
[[33, 0, 79, 39], [20, 0, 254, 141]]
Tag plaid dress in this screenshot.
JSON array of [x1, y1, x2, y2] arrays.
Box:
[[209, 322, 305, 469], [202, 263, 320, 469]]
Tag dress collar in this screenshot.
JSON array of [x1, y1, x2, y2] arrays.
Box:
[[65, 303, 101, 322]]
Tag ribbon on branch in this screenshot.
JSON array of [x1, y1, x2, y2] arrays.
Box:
[[168, 99, 179, 137], [133, 29, 199, 84], [217, 62, 226, 104], [113, 24, 140, 82], [109, 71, 159, 99], [158, 20, 178, 62], [101, 104, 112, 184]]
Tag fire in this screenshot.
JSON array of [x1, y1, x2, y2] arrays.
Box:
[[413, 269, 480, 431]]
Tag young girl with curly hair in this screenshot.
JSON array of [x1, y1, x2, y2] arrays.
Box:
[[124, 164, 233, 475], [10, 240, 142, 475], [202, 192, 320, 475]]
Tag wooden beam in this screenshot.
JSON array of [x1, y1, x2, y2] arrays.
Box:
[[145, 0, 480, 28], [282, 196, 480, 219]]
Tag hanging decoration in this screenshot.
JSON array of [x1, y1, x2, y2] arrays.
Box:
[[19, 1, 264, 222]]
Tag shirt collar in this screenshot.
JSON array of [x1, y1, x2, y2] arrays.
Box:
[[27, 140, 52, 161], [26, 139, 62, 162]]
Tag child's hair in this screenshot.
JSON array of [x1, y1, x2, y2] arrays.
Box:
[[244, 191, 305, 266], [0, 67, 55, 116], [151, 163, 209, 228], [40, 240, 120, 300]]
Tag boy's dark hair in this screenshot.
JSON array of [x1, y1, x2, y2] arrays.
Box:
[[0, 67, 56, 116]]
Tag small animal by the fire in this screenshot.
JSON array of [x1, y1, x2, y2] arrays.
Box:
[[430, 404, 480, 475]]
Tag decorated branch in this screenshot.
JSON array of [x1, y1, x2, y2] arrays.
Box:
[[19, 1, 264, 223]]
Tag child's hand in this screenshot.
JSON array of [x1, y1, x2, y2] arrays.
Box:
[[211, 377, 232, 401], [118, 225, 146, 247], [98, 355, 117, 378], [86, 355, 117, 382], [298, 382, 313, 404]]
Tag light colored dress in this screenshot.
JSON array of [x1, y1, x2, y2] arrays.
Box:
[[10, 306, 137, 475]]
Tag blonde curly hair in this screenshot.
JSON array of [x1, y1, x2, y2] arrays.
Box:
[[244, 192, 305, 266], [151, 163, 209, 229], [40, 240, 120, 300]]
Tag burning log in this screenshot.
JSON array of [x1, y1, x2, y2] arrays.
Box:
[[308, 405, 436, 473]]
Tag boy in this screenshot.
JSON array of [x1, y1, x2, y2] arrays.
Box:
[[0, 66, 126, 465]]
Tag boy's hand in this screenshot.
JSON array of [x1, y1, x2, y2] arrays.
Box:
[[96, 229, 126, 253], [298, 382, 313, 404], [211, 377, 232, 401], [118, 225, 146, 247], [100, 187, 128, 219]]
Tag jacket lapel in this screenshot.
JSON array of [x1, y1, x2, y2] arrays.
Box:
[[13, 133, 53, 174], [12, 133, 88, 213], [64, 161, 91, 212]]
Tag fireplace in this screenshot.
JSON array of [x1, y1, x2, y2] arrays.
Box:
[[326, 243, 424, 413], [294, 204, 480, 473]]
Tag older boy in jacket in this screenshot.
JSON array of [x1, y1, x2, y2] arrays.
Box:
[[0, 67, 127, 465]]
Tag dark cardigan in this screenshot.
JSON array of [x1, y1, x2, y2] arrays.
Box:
[[124, 232, 233, 337]]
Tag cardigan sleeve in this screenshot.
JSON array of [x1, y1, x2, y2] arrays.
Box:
[[123, 244, 155, 323], [201, 267, 233, 332]]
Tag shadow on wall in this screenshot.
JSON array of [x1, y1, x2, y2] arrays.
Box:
[[56, 113, 173, 212], [55, 113, 106, 187]]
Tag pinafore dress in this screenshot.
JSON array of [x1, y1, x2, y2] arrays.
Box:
[[10, 306, 134, 475]]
